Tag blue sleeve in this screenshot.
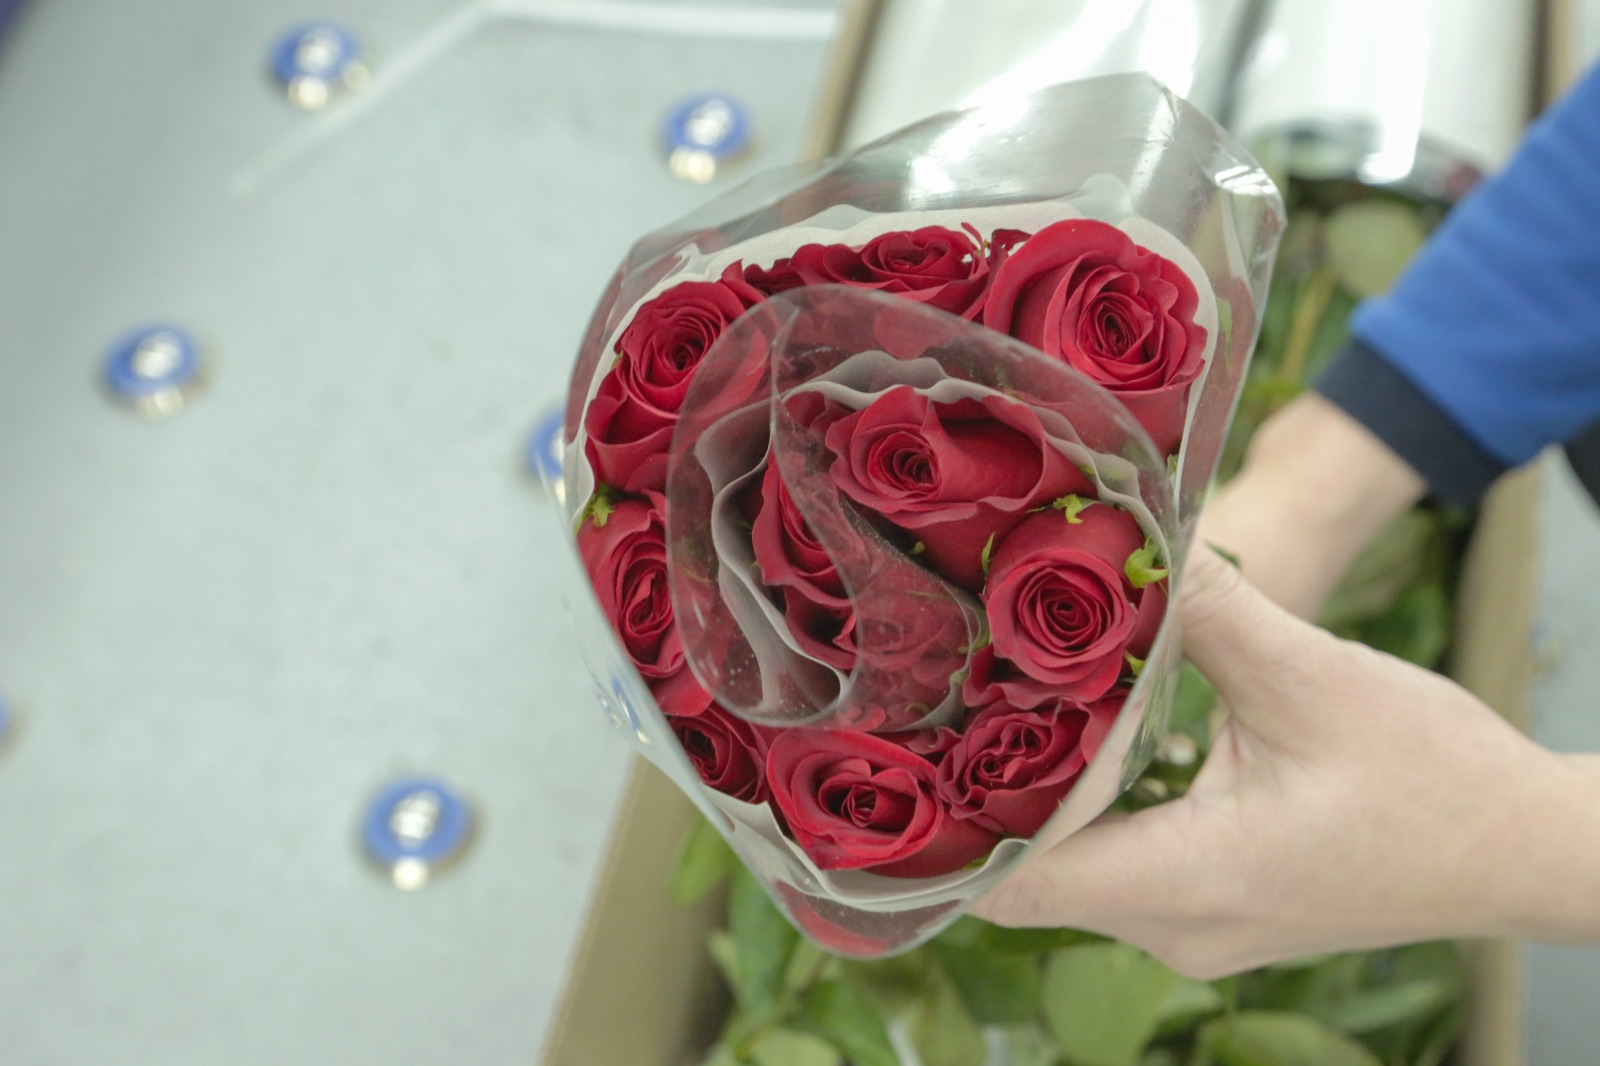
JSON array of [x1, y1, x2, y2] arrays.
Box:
[[1315, 61, 1600, 506]]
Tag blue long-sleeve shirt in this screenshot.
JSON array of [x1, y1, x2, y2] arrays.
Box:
[[1316, 62, 1600, 507]]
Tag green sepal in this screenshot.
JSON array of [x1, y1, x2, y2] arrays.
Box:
[[1125, 538, 1169, 589], [582, 484, 617, 529], [958, 619, 992, 655], [980, 533, 997, 576], [1052, 494, 1093, 523]]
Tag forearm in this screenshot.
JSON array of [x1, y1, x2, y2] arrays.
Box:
[[1200, 392, 1425, 618], [1490, 752, 1600, 944]]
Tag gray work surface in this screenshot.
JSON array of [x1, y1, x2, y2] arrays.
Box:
[[0, 1, 837, 1063]]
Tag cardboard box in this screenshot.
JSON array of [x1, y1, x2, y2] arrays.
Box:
[[539, 2, 1560, 1062], [538, 472, 1542, 1066]]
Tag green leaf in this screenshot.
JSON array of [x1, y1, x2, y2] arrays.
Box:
[[1300, 285, 1357, 380], [1168, 662, 1216, 740], [793, 980, 899, 1066], [730, 868, 802, 1023], [1194, 1011, 1382, 1066], [672, 818, 736, 906], [1124, 539, 1168, 590], [1317, 510, 1436, 629], [838, 953, 929, 1016], [1323, 200, 1427, 298], [748, 1028, 843, 1066], [709, 931, 742, 993], [782, 938, 827, 994], [1151, 975, 1224, 1038], [910, 541, 926, 555], [932, 939, 1042, 1025], [1383, 940, 1468, 995], [1208, 543, 1242, 570], [936, 916, 988, 947], [1314, 979, 1454, 1035], [1406, 999, 1466, 1066], [981, 533, 998, 576], [1001, 1023, 1061, 1066], [978, 923, 1105, 955], [1053, 494, 1093, 523], [1042, 942, 1178, 1066], [1351, 580, 1450, 668], [702, 1044, 743, 1066], [908, 962, 988, 1066], [1262, 953, 1341, 972], [1125, 652, 1146, 679]]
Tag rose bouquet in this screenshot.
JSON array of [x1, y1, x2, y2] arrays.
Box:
[[554, 75, 1282, 955]]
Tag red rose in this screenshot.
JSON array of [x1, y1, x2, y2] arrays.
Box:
[[880, 725, 963, 761], [937, 698, 1119, 837], [822, 386, 1091, 590], [769, 225, 991, 313], [670, 704, 773, 803], [750, 460, 857, 670], [983, 219, 1207, 454], [846, 584, 975, 726], [744, 257, 805, 296], [766, 730, 997, 877], [584, 264, 765, 492], [965, 504, 1165, 707], [747, 226, 1000, 358], [773, 883, 899, 957], [577, 492, 713, 716]]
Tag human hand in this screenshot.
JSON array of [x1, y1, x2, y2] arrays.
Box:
[[973, 545, 1600, 978], [1199, 392, 1426, 619]]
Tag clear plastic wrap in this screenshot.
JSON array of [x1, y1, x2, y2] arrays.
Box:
[[550, 74, 1282, 955]]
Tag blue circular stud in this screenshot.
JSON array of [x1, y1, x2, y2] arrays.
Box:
[[270, 22, 366, 110], [103, 325, 203, 417], [361, 777, 473, 889], [524, 407, 565, 494], [662, 93, 752, 182]]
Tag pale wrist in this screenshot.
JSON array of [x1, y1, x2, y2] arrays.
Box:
[[1198, 394, 1427, 617], [1493, 752, 1600, 943], [1242, 393, 1425, 546]]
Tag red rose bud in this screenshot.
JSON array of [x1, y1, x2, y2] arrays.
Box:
[[846, 584, 975, 724], [966, 504, 1166, 707], [669, 704, 773, 804], [748, 460, 859, 671], [577, 492, 713, 716], [823, 386, 1091, 590], [744, 257, 806, 296], [790, 226, 990, 313], [584, 264, 764, 492], [780, 226, 995, 358], [766, 730, 997, 877], [751, 460, 849, 604], [983, 218, 1208, 454], [937, 697, 1119, 837], [773, 882, 899, 957]]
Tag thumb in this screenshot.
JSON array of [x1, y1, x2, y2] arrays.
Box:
[[972, 809, 1185, 930], [1178, 543, 1338, 736]]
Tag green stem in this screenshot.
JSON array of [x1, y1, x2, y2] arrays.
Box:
[[1279, 266, 1338, 385]]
